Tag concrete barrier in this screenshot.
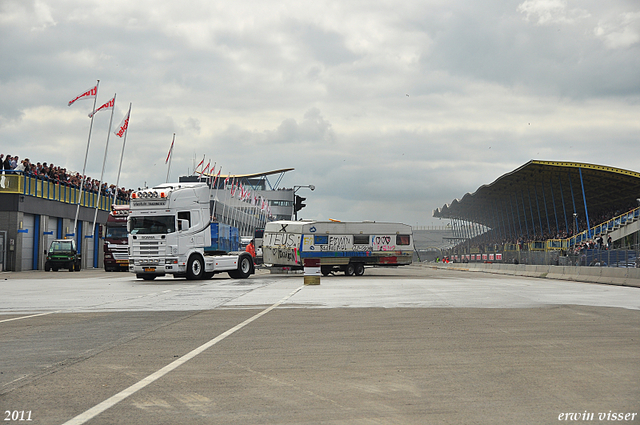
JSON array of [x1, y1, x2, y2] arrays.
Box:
[[424, 263, 640, 288]]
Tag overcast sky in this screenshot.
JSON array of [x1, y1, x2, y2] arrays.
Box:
[[1, 0, 639, 226]]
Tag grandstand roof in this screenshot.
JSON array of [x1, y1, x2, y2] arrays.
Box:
[[201, 168, 295, 179], [433, 160, 640, 236]]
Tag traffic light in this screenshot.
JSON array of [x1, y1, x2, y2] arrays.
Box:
[[294, 195, 307, 212]]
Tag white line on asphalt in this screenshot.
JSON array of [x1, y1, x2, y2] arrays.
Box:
[[60, 284, 305, 425], [0, 311, 59, 324]]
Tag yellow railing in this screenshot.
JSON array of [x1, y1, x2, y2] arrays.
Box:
[[528, 241, 546, 251], [566, 206, 640, 247], [0, 173, 126, 211], [546, 239, 567, 250]]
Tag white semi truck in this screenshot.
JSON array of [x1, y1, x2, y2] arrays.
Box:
[[127, 182, 254, 281], [262, 220, 414, 276]]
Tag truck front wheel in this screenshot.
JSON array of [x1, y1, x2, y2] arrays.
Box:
[[187, 255, 205, 280]]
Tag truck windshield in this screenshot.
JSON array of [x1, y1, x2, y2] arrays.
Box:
[[106, 225, 128, 239], [129, 216, 175, 235]]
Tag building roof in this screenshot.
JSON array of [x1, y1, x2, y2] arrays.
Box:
[[433, 160, 640, 234], [201, 168, 295, 179]]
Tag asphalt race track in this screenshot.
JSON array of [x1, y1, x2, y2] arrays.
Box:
[[1, 266, 639, 425]]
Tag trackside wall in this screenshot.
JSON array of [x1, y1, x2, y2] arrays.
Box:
[[426, 263, 640, 288]]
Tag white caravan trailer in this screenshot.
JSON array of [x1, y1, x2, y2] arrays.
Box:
[[263, 220, 413, 276]]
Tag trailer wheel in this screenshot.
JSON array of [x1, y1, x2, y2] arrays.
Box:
[[345, 263, 355, 276], [354, 263, 365, 276], [321, 266, 331, 276], [187, 255, 205, 280]]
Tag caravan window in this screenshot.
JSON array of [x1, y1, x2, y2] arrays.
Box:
[[353, 235, 369, 245], [396, 235, 411, 245]]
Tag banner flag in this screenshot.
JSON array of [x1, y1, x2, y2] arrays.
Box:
[[213, 168, 222, 187], [113, 109, 130, 138], [68, 85, 97, 106], [195, 158, 204, 173], [165, 136, 175, 164], [88, 96, 115, 118]]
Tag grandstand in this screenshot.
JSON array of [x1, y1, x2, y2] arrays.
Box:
[[433, 160, 640, 267]]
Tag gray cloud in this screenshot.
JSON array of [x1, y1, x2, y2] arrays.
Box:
[[1, 0, 639, 225]]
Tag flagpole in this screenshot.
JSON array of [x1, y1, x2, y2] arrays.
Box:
[[222, 175, 230, 225], [92, 93, 117, 244], [113, 102, 131, 206], [73, 79, 100, 243], [166, 133, 175, 183], [197, 155, 205, 181]]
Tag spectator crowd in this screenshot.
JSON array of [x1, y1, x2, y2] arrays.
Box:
[[1, 153, 132, 201]]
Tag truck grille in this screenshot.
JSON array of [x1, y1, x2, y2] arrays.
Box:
[[134, 241, 162, 257], [111, 246, 129, 260]]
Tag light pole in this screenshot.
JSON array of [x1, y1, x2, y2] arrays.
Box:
[[293, 185, 315, 220]]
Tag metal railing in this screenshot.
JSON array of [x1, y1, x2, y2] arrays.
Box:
[[0, 173, 127, 211], [567, 206, 640, 247]]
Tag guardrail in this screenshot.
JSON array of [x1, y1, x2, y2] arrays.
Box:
[[0, 173, 127, 211]]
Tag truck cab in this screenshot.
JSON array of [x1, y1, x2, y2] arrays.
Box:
[[104, 205, 130, 271], [128, 183, 254, 281]]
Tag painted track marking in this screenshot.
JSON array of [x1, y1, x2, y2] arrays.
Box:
[[61, 285, 305, 425], [0, 311, 59, 324]]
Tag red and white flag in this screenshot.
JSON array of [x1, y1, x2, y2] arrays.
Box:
[[166, 136, 175, 164], [195, 158, 204, 174], [202, 160, 211, 175], [88, 96, 115, 118], [113, 109, 130, 138], [213, 168, 222, 186], [68, 85, 97, 106]]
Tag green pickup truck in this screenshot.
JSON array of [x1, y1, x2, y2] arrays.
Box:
[[44, 239, 81, 272]]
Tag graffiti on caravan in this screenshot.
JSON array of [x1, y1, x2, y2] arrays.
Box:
[[328, 235, 352, 251], [263, 232, 300, 248], [267, 247, 298, 263], [353, 245, 373, 252], [372, 235, 395, 251]]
